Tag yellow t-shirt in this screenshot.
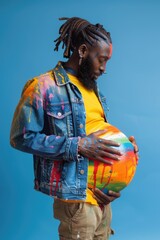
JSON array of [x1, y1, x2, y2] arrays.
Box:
[[68, 73, 106, 205]]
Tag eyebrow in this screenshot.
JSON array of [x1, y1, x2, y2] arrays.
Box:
[[94, 52, 108, 58], [99, 55, 109, 60]]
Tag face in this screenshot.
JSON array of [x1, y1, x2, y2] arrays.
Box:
[[77, 40, 112, 90]]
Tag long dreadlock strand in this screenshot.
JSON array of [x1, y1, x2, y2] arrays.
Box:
[[54, 17, 112, 58]]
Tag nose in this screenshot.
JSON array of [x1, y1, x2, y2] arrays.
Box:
[[99, 64, 106, 74], [99, 60, 107, 73]]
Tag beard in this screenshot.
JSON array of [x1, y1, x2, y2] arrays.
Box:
[[77, 56, 97, 91]]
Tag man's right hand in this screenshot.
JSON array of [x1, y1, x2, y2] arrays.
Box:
[[78, 129, 122, 164]]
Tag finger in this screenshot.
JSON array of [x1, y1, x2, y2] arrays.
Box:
[[94, 188, 120, 199], [92, 195, 105, 204], [129, 136, 139, 153], [89, 154, 114, 164], [108, 190, 121, 198], [79, 147, 115, 164], [90, 152, 120, 164], [93, 189, 111, 205], [135, 153, 139, 165], [93, 190, 116, 204], [129, 135, 135, 143], [99, 145, 122, 156], [129, 136, 137, 147], [94, 188, 106, 196], [93, 157, 113, 165], [99, 150, 121, 160], [94, 194, 117, 205], [91, 154, 120, 163], [98, 138, 120, 147], [94, 188, 110, 200], [93, 189, 121, 205]]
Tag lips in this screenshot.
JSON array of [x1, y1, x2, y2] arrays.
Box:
[[91, 75, 98, 81], [93, 73, 101, 80], [91, 72, 102, 81]]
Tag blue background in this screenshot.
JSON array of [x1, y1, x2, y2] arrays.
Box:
[[1, 0, 160, 239]]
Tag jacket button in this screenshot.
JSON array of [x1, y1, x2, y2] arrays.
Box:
[[57, 112, 62, 117], [80, 169, 85, 175], [79, 124, 83, 128]]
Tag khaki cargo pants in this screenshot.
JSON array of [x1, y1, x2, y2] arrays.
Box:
[[53, 199, 113, 240]]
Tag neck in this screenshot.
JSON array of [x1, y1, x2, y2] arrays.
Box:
[[63, 52, 79, 76], [63, 64, 78, 76]]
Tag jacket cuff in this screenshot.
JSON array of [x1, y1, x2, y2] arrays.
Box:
[[64, 137, 82, 162]]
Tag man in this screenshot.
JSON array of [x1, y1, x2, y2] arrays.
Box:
[[10, 17, 139, 240]]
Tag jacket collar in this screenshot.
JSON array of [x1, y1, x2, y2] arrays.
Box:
[[53, 61, 99, 94], [53, 61, 70, 86]]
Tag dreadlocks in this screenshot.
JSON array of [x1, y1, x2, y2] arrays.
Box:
[[54, 17, 112, 58]]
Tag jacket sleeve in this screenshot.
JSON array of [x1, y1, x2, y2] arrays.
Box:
[[10, 78, 80, 161]]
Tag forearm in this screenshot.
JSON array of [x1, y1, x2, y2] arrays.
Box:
[[10, 131, 80, 161]]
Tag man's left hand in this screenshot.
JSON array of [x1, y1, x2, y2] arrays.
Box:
[[92, 188, 120, 205]]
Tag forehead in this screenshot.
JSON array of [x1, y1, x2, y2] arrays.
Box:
[[89, 39, 112, 58]]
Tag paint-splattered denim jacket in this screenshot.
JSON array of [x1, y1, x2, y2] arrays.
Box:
[[10, 61, 108, 200]]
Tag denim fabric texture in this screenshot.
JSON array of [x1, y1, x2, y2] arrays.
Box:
[[10, 62, 109, 200]]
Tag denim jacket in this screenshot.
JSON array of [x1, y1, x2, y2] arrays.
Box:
[[10, 61, 108, 200]]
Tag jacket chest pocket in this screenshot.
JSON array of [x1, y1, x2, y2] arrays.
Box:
[[46, 103, 74, 137]]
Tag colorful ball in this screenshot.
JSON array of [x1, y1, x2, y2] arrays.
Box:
[[88, 123, 137, 193]]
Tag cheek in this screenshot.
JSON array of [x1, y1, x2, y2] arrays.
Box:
[[91, 59, 99, 71], [88, 54, 99, 72]]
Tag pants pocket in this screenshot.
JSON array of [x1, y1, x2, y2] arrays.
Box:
[[53, 199, 82, 221]]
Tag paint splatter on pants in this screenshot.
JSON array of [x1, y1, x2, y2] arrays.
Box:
[[53, 199, 113, 240]]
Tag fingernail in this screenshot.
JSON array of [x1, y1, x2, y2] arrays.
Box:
[[106, 161, 113, 165]]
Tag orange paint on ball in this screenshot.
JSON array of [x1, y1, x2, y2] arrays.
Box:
[[88, 123, 137, 193]]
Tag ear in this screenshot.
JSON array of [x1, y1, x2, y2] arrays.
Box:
[[78, 44, 89, 58]]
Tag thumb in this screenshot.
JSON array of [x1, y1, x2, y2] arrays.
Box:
[[129, 136, 135, 142]]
